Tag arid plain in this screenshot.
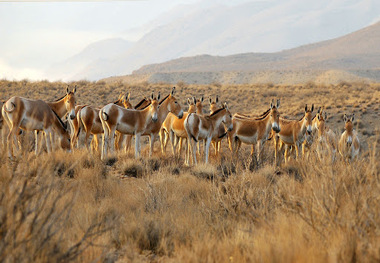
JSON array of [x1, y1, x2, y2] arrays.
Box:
[[0, 79, 379, 262]]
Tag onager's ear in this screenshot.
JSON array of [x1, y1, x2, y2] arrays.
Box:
[[126, 92, 130, 101], [209, 97, 212, 104], [200, 95, 204, 102], [187, 98, 192, 105], [193, 97, 196, 104], [311, 104, 314, 112], [72, 85, 77, 94], [305, 104, 308, 112], [223, 102, 228, 110], [157, 91, 161, 101], [270, 99, 274, 109], [66, 86, 70, 95], [317, 107, 321, 114], [216, 95, 219, 103], [343, 114, 347, 122], [351, 114, 355, 122], [151, 92, 154, 100], [276, 99, 280, 109], [171, 87, 176, 96], [324, 112, 327, 121]]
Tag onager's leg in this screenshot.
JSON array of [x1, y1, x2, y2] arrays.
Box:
[[204, 137, 212, 164], [124, 135, 132, 153], [44, 131, 52, 153], [101, 124, 109, 160], [134, 133, 141, 158], [149, 134, 155, 157], [34, 130, 38, 155]]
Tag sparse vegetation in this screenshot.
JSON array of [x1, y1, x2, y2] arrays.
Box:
[[0, 80, 379, 262]]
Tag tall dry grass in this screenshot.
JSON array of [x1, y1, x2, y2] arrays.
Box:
[[0, 140, 379, 262]]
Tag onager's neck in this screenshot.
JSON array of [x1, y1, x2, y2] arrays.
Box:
[[48, 98, 66, 118]]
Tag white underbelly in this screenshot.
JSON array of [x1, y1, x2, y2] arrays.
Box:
[[173, 128, 187, 138], [197, 128, 209, 140], [237, 133, 257, 144], [279, 134, 294, 144], [20, 118, 44, 131], [116, 122, 136, 135]]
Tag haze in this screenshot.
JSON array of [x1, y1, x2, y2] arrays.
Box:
[[0, 0, 378, 81]]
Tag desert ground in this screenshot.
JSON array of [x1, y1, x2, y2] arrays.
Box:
[[0, 79, 379, 262]]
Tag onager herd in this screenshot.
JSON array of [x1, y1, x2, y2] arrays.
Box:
[[1, 86, 361, 164]]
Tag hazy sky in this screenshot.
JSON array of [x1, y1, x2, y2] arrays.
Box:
[[0, 0, 378, 81], [0, 0, 206, 79]]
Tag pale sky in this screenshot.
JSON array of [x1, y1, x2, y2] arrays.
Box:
[[0, 0, 205, 79], [0, 0, 378, 81]]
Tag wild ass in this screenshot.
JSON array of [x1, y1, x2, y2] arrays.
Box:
[[100, 93, 160, 159], [69, 93, 137, 150], [124, 87, 184, 156], [160, 96, 202, 156], [303, 107, 337, 161], [209, 95, 228, 156], [228, 99, 281, 163], [338, 114, 360, 161], [184, 102, 233, 165], [274, 104, 314, 163], [2, 97, 71, 157]]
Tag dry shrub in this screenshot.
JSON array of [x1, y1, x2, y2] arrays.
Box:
[[191, 163, 217, 179], [0, 152, 112, 262]]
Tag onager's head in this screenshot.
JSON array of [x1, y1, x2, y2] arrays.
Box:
[[150, 92, 160, 123], [316, 108, 327, 140], [270, 99, 281, 133], [122, 93, 133, 109], [222, 102, 233, 132], [209, 95, 219, 114], [166, 87, 183, 119], [187, 98, 196, 113], [195, 96, 204, 114], [65, 86, 77, 120], [343, 114, 355, 146], [61, 130, 71, 151], [304, 104, 314, 135]]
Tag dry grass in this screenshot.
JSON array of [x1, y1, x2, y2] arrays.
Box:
[[0, 79, 380, 262]]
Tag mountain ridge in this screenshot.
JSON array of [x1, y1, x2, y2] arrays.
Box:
[[102, 21, 380, 85], [49, 0, 380, 81]]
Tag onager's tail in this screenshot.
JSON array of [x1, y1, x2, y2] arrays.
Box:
[[101, 109, 109, 121], [185, 113, 198, 143], [3, 102, 16, 113]]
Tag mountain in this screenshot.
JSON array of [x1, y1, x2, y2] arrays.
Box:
[[104, 21, 380, 85], [63, 0, 380, 81], [134, 21, 380, 73], [47, 38, 134, 80]]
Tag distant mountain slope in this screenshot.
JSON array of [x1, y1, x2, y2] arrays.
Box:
[[47, 38, 133, 80], [133, 21, 380, 74], [66, 0, 380, 80]]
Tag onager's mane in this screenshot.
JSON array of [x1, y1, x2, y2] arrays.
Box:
[[134, 98, 149, 109], [54, 94, 67, 102], [159, 94, 169, 105], [113, 99, 121, 105], [254, 108, 271, 121], [52, 109, 67, 130], [207, 107, 224, 118]]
